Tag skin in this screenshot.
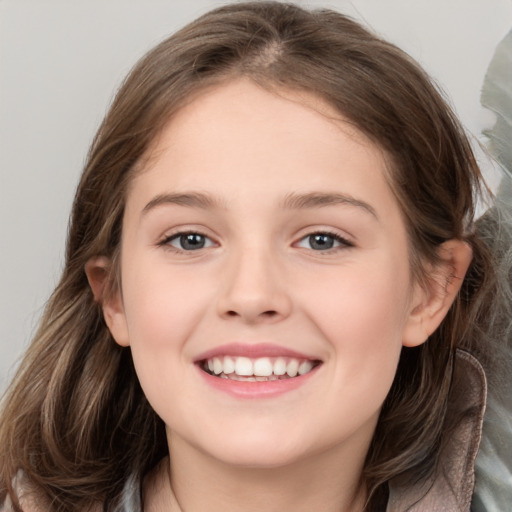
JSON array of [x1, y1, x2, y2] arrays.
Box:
[[87, 79, 472, 512]]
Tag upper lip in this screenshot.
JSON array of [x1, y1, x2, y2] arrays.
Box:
[[194, 343, 320, 362]]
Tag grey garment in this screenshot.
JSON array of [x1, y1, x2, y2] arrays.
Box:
[[117, 473, 142, 512], [0, 472, 143, 512], [387, 350, 487, 512]]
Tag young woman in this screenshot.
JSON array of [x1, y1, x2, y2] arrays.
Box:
[[1, 2, 508, 511]]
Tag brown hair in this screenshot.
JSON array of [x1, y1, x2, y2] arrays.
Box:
[[0, 2, 495, 510]]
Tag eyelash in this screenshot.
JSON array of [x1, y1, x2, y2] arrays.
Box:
[[159, 231, 215, 253], [158, 230, 354, 253], [295, 231, 354, 252]]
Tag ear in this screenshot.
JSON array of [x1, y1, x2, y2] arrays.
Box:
[[85, 256, 130, 347], [402, 239, 473, 347]]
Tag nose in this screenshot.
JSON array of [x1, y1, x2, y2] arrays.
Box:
[[216, 248, 292, 324]]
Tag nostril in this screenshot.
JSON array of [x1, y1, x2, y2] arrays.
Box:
[[224, 309, 278, 319]]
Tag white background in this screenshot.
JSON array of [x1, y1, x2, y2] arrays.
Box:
[[1, 0, 511, 390]]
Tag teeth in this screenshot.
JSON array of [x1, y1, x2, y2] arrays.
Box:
[[203, 355, 317, 379], [223, 356, 235, 374], [253, 357, 273, 376], [273, 357, 287, 375], [213, 357, 223, 375], [235, 357, 253, 376], [298, 361, 313, 375], [286, 359, 299, 377]]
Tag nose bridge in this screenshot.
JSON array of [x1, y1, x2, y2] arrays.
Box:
[[217, 239, 291, 323]]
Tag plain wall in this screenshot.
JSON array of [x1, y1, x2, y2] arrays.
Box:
[[1, 0, 511, 390]]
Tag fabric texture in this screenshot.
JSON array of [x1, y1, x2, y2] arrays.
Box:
[[387, 350, 487, 511]]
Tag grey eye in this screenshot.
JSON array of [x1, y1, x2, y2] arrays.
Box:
[[296, 233, 351, 251], [167, 233, 214, 251], [308, 234, 336, 250]]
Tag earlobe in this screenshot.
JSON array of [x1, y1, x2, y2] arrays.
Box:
[[402, 239, 473, 347], [85, 256, 130, 347]]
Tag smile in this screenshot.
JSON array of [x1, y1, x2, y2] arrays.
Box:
[[201, 356, 320, 381], [194, 343, 322, 398]]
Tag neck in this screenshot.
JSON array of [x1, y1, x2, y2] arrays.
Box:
[[144, 434, 368, 512]]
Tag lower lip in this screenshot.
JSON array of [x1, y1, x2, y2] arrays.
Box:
[[196, 364, 321, 399]]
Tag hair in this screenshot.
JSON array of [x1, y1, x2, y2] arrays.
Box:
[[0, 2, 497, 511]]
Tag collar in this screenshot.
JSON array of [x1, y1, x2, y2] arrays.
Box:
[[386, 349, 487, 511]]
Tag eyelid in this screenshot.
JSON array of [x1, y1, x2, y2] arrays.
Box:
[[294, 230, 355, 251], [156, 226, 354, 254], [158, 228, 218, 253]]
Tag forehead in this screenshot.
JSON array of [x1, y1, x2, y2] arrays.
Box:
[[127, 79, 400, 223]]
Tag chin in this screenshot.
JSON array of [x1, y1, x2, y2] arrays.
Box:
[[201, 429, 316, 469], [216, 449, 307, 470]]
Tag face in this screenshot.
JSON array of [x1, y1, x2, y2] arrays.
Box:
[[106, 79, 427, 469]]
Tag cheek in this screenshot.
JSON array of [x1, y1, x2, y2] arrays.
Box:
[[294, 256, 411, 400], [120, 262, 215, 374], [298, 256, 411, 345], [119, 265, 214, 419]]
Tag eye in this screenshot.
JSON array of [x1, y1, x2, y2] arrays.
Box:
[[296, 232, 352, 251], [163, 232, 215, 251]]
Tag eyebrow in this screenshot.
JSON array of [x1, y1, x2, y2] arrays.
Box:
[[281, 192, 378, 219], [141, 190, 378, 219], [142, 192, 225, 214]]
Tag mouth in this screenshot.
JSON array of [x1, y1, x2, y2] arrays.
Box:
[[199, 356, 322, 382]]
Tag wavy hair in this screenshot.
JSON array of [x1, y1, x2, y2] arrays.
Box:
[[0, 2, 496, 510]]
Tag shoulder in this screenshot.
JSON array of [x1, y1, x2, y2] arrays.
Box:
[[387, 350, 487, 511], [1, 472, 102, 512], [1, 488, 46, 512], [1, 471, 47, 512]]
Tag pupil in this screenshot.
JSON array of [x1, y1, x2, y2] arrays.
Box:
[[181, 234, 205, 250], [310, 234, 334, 250]]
